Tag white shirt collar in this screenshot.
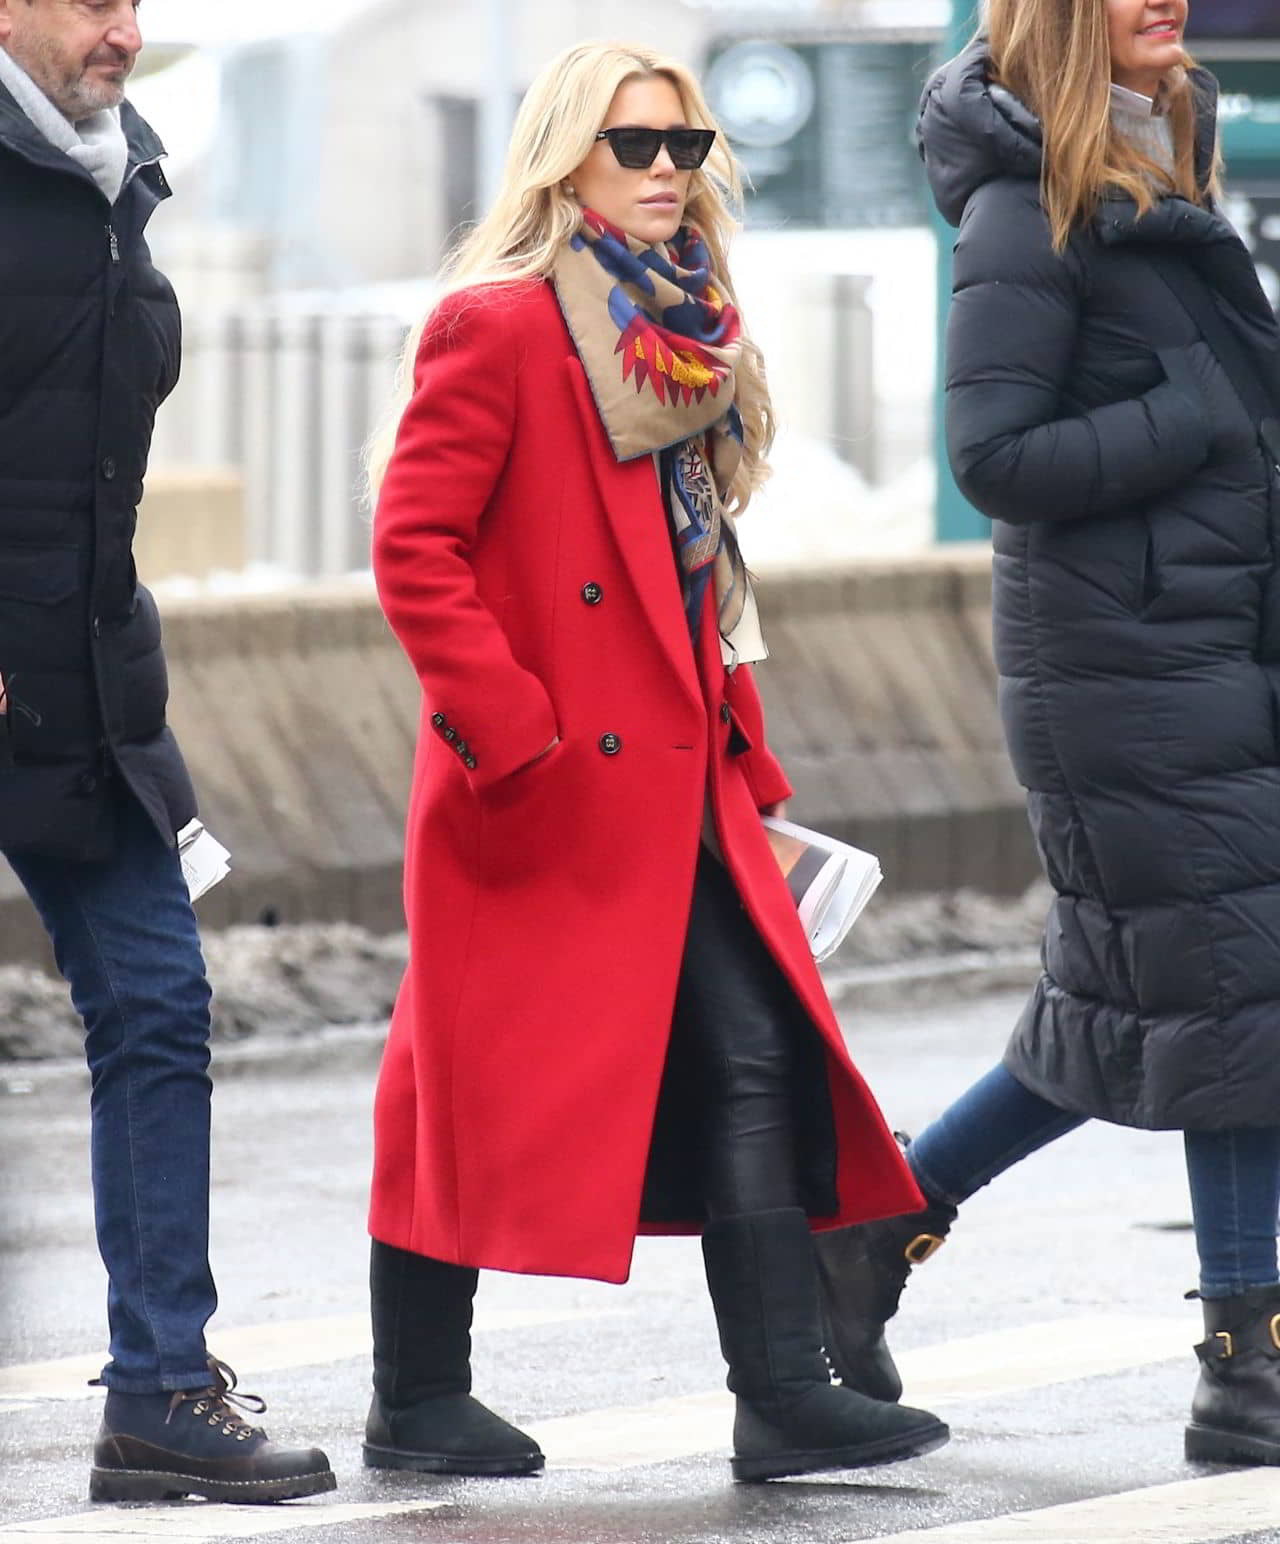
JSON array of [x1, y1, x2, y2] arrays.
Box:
[[1110, 81, 1167, 118]]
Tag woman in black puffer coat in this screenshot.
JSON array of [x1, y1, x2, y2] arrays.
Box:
[[816, 0, 1280, 1468]]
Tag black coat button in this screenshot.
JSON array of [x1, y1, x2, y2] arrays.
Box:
[[464, 753, 477, 770], [75, 772, 98, 795], [455, 739, 469, 757], [443, 727, 458, 744], [720, 702, 731, 723], [100, 456, 117, 481], [431, 711, 446, 728], [581, 582, 603, 605], [599, 733, 622, 756]]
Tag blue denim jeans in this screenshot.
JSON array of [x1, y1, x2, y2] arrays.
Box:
[[907, 1064, 1280, 1300], [8, 789, 217, 1391]]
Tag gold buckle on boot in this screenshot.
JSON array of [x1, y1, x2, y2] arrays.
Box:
[[904, 1233, 946, 1266], [1213, 1331, 1235, 1359], [1270, 1315, 1280, 1352]]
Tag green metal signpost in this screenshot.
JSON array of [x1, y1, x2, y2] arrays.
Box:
[[1214, 60, 1280, 311], [933, 3, 987, 543]]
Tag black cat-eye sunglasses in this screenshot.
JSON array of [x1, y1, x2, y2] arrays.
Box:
[[593, 126, 717, 170]]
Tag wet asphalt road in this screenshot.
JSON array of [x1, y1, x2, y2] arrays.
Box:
[[3, 987, 1278, 1543]]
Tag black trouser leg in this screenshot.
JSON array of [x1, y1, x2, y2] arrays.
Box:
[[670, 849, 802, 1220], [675, 851, 949, 1479]]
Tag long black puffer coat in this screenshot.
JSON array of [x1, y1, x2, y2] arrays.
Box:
[[920, 41, 1280, 1130], [0, 85, 195, 861]]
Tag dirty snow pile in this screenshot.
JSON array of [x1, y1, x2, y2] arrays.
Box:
[[0, 882, 1052, 1063]]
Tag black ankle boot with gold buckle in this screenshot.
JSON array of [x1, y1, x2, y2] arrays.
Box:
[[90, 1357, 336, 1503], [1186, 1286, 1280, 1466], [813, 1184, 957, 1404]]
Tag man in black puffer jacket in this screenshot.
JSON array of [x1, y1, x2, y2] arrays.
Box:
[[0, 0, 334, 1504]]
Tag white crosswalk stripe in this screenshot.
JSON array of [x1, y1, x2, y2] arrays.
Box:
[[529, 1315, 1192, 1470], [0, 1501, 445, 1540], [864, 1467, 1280, 1543], [0, 1305, 615, 1402]]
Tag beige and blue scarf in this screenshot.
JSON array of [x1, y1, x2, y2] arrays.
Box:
[[552, 209, 766, 668]]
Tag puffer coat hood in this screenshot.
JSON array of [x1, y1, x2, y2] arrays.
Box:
[[918, 43, 1280, 1131], [917, 37, 1220, 229], [917, 37, 1043, 227]]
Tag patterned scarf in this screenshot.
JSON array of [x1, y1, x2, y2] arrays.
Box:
[[552, 209, 766, 668]]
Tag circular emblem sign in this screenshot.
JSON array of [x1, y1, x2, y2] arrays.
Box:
[[705, 42, 817, 150]]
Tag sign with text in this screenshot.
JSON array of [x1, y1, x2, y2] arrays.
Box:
[[704, 38, 939, 229]]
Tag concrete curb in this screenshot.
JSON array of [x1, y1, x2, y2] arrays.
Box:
[[0, 552, 1040, 967]]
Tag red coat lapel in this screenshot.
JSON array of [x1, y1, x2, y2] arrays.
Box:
[[565, 357, 702, 710]]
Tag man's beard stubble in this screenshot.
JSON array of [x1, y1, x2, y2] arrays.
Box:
[[12, 33, 130, 120]]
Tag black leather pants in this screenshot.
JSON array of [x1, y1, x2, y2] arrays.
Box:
[[670, 847, 804, 1220]]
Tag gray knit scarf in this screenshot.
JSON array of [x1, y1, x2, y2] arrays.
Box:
[[0, 44, 128, 202], [1110, 81, 1176, 178]]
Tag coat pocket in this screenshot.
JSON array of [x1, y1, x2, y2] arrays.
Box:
[[1137, 519, 1163, 613]]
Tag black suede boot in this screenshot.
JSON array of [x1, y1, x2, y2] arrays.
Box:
[[702, 1208, 950, 1482], [90, 1358, 335, 1503], [1186, 1286, 1280, 1466], [813, 1194, 957, 1402], [363, 1240, 543, 1477]]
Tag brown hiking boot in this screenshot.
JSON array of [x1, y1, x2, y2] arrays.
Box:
[[90, 1358, 336, 1503]]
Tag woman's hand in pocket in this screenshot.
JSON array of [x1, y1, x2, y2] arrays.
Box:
[[521, 736, 560, 771]]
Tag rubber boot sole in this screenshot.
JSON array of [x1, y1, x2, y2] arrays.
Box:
[[1186, 1421, 1280, 1466], [362, 1441, 544, 1477], [732, 1417, 950, 1483], [89, 1464, 337, 1503]]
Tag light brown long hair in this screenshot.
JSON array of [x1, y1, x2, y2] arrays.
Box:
[[985, 0, 1221, 251], [367, 41, 775, 511]]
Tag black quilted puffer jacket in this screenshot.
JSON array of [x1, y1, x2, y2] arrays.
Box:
[[0, 85, 195, 861], [921, 41, 1280, 1129]]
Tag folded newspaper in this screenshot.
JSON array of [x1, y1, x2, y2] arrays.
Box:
[[761, 815, 883, 963], [177, 819, 231, 904]]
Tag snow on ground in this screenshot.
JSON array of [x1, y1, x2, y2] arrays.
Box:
[[738, 441, 934, 572], [0, 884, 1050, 1062]]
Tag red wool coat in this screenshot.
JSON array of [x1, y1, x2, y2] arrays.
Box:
[[369, 278, 921, 1284]]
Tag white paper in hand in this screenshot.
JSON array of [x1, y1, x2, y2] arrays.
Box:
[[177, 819, 231, 904], [761, 815, 882, 962]]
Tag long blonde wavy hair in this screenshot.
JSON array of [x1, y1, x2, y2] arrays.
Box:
[[366, 41, 775, 511], [986, 0, 1221, 251]]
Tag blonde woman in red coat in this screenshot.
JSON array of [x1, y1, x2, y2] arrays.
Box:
[[364, 40, 948, 1486]]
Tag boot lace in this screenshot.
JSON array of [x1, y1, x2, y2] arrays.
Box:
[[165, 1358, 268, 1442]]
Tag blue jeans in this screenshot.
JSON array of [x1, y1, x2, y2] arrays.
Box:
[[908, 1064, 1280, 1300], [8, 789, 217, 1391]]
